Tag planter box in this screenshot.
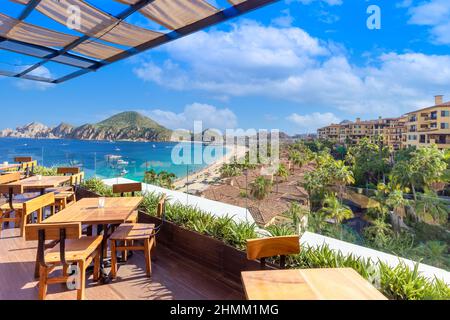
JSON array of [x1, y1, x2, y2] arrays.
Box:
[[138, 212, 270, 287], [75, 187, 101, 199], [76, 187, 272, 287]]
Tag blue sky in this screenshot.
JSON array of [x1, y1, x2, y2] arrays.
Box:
[[1, 0, 449, 134]]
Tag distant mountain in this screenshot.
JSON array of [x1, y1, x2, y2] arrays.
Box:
[[0, 111, 172, 142], [0, 122, 54, 139]]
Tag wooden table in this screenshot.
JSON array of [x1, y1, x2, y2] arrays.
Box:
[[43, 197, 144, 283], [6, 175, 71, 193], [43, 197, 143, 225], [241, 268, 387, 300]]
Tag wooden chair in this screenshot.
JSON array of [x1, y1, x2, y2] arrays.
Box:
[[0, 172, 36, 235], [25, 223, 103, 300], [21, 193, 56, 237], [109, 183, 143, 259], [19, 160, 37, 178], [14, 156, 32, 163], [47, 167, 82, 193], [109, 196, 166, 279], [57, 167, 81, 176], [112, 182, 142, 223], [246, 235, 300, 269], [52, 172, 85, 211], [0, 184, 25, 235]]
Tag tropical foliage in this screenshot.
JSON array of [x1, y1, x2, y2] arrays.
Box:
[[78, 180, 450, 300], [33, 166, 58, 176], [249, 176, 272, 200], [143, 169, 176, 189]]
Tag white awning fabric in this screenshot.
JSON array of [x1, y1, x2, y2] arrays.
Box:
[[3, 0, 273, 82]]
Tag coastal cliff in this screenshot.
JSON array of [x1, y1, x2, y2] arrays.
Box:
[[0, 111, 172, 142]]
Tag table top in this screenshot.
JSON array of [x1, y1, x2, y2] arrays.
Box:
[[0, 163, 20, 171], [241, 268, 387, 300], [43, 197, 144, 225], [7, 175, 71, 189]]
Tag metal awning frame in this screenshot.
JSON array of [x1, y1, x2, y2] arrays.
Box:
[[0, 0, 279, 84]]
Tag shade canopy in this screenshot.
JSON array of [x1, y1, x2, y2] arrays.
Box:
[[0, 0, 278, 83]]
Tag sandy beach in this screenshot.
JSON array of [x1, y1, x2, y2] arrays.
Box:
[[174, 144, 248, 193]]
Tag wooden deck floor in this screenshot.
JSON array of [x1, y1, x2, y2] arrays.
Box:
[[0, 227, 244, 300]]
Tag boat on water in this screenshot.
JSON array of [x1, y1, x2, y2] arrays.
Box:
[[120, 169, 129, 176], [117, 159, 129, 165], [115, 147, 121, 151], [106, 154, 122, 160]]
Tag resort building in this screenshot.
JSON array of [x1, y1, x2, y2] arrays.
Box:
[[404, 95, 450, 149], [317, 95, 449, 149], [317, 117, 406, 150]]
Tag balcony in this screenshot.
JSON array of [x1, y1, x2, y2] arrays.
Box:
[[0, 227, 244, 300]]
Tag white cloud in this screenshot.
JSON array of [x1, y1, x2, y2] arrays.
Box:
[[15, 66, 54, 91], [133, 20, 450, 119], [145, 103, 238, 131], [272, 9, 295, 27], [396, 0, 412, 8], [287, 112, 340, 133], [407, 0, 450, 45]]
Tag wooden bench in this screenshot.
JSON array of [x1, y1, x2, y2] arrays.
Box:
[[25, 223, 103, 300]]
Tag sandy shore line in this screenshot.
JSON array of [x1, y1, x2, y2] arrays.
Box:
[[174, 144, 247, 192]]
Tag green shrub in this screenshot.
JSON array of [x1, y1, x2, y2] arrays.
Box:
[[250, 176, 272, 200], [34, 166, 58, 176], [82, 184, 449, 300], [219, 164, 241, 178], [266, 224, 296, 236], [139, 193, 257, 251], [291, 245, 449, 300], [80, 178, 115, 197]]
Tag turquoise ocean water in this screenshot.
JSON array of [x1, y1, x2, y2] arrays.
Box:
[[0, 138, 225, 181]]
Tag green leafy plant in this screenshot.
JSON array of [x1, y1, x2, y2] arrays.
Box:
[[33, 166, 58, 176], [219, 163, 242, 178], [144, 169, 176, 189], [414, 190, 449, 225], [80, 177, 115, 197], [250, 176, 272, 200]]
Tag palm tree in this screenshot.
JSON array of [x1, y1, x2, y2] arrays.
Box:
[[288, 150, 302, 170], [319, 194, 353, 225], [414, 190, 448, 225], [144, 169, 159, 185], [276, 163, 289, 181], [303, 169, 326, 211], [250, 176, 272, 200], [219, 163, 241, 178], [144, 169, 176, 189], [391, 145, 447, 201], [364, 218, 393, 248], [284, 202, 309, 233], [158, 171, 176, 189], [275, 163, 289, 192], [385, 189, 408, 234], [329, 160, 355, 200]]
